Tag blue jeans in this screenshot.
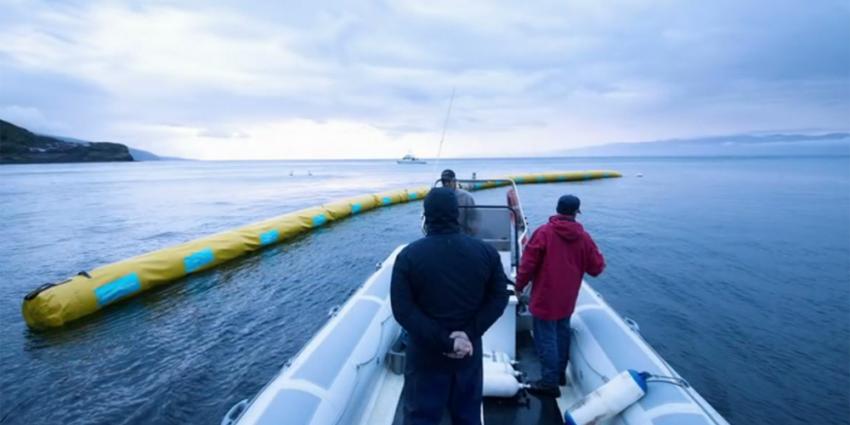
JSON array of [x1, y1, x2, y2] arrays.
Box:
[[532, 316, 571, 387]]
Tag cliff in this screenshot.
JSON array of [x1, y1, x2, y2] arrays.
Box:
[[0, 119, 134, 164]]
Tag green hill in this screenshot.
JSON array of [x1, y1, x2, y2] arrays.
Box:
[[0, 119, 134, 164]]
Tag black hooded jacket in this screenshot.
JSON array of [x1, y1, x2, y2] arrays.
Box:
[[390, 188, 511, 370]]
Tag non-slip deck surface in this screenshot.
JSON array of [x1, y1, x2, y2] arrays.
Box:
[[391, 331, 564, 425], [483, 331, 564, 425]]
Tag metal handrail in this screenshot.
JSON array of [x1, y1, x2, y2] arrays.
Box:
[[455, 178, 529, 249], [430, 177, 529, 269]]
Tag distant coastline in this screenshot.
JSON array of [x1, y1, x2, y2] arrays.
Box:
[[0, 119, 133, 164], [0, 119, 181, 164], [551, 132, 850, 157], [3, 118, 848, 164]]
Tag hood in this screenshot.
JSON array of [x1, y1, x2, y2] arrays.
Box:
[[424, 187, 460, 235], [547, 215, 585, 241]]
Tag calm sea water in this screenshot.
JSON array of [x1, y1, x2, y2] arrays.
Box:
[[0, 157, 848, 425]]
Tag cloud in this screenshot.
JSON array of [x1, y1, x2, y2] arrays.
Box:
[[0, 105, 50, 130], [0, 0, 847, 158], [0, 5, 331, 97], [196, 128, 250, 139]]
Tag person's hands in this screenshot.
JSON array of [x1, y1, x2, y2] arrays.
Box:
[[445, 331, 473, 359], [452, 331, 472, 356], [514, 286, 529, 307]]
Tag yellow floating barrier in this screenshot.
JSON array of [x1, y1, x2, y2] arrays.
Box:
[[21, 171, 620, 329], [506, 170, 622, 185]]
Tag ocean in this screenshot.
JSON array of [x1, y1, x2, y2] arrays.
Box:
[[0, 157, 848, 424]]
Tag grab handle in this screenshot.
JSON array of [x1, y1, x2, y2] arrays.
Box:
[[221, 399, 248, 425]]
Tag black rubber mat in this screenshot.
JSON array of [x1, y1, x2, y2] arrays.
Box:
[[392, 331, 564, 425], [482, 331, 564, 425]]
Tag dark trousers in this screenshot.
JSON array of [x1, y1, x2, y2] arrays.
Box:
[[532, 316, 571, 387], [402, 362, 483, 425]]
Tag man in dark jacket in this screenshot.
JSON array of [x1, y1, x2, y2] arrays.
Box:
[[515, 194, 605, 397], [391, 187, 510, 425]]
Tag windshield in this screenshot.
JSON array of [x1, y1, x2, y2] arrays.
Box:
[[431, 178, 528, 271]]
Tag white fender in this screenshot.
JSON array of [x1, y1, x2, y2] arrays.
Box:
[[563, 370, 648, 425], [483, 371, 525, 398]]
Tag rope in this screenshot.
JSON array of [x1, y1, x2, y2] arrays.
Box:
[[644, 373, 691, 388]]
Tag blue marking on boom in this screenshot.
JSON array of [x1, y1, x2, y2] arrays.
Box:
[[351, 203, 362, 214], [312, 214, 327, 227], [94, 273, 141, 306], [260, 229, 279, 246], [382, 197, 391, 205], [184, 248, 215, 273]]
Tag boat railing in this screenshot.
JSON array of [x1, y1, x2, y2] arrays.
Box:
[[432, 177, 529, 268]]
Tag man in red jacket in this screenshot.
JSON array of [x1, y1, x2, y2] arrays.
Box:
[[515, 194, 605, 397]]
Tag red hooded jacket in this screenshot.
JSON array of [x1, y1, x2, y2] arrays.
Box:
[[515, 215, 605, 320]]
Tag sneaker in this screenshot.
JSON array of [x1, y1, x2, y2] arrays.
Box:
[[559, 371, 567, 387], [527, 380, 561, 398]]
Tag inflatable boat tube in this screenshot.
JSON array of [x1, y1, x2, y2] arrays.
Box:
[[233, 247, 404, 425], [21, 171, 619, 329], [568, 283, 728, 424]]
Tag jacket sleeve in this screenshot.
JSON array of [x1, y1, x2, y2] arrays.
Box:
[[459, 191, 479, 235], [515, 228, 546, 293], [466, 246, 510, 339], [390, 251, 454, 353], [584, 234, 606, 277]]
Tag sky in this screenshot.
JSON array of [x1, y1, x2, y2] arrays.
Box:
[[0, 0, 848, 159]]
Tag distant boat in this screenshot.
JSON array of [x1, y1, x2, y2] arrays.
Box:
[[396, 153, 427, 164]]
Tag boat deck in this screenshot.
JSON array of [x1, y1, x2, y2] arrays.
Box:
[[358, 331, 582, 425], [482, 331, 577, 425]]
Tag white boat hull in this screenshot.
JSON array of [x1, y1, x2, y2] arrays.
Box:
[[225, 246, 729, 425]]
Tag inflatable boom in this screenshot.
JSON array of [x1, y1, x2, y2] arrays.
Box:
[[22, 170, 621, 329]]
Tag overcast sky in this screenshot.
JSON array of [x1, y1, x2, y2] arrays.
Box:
[[1, 0, 848, 159]]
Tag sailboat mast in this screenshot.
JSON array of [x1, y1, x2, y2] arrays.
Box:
[[433, 88, 455, 171]]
